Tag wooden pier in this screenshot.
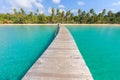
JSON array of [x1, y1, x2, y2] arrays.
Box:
[[22, 26, 93, 80]]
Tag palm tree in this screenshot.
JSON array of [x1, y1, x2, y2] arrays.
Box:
[[101, 9, 106, 23], [102, 9, 106, 16], [28, 11, 34, 23], [78, 9, 81, 23], [97, 13, 102, 23], [37, 9, 39, 14], [56, 9, 59, 16], [51, 8, 55, 23], [115, 12, 120, 23], [81, 11, 87, 23], [20, 8, 25, 14], [108, 10, 113, 17], [1, 8, 120, 24], [38, 14, 47, 23], [90, 8, 95, 16], [107, 10, 115, 23], [13, 9, 17, 14], [89, 9, 96, 23], [66, 10, 71, 23], [61, 11, 64, 23], [73, 16, 78, 23], [56, 9, 61, 23], [70, 13, 74, 23], [86, 13, 90, 23]]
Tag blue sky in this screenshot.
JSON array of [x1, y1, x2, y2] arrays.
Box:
[[0, 0, 120, 15]]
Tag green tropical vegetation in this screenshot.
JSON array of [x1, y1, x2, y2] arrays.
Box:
[[0, 8, 120, 24]]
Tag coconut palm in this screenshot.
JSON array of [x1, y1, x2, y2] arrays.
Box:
[[51, 8, 55, 23], [56, 9, 61, 23], [61, 11, 64, 23], [78, 9, 82, 23]]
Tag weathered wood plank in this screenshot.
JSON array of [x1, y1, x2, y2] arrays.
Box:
[[22, 26, 93, 80]]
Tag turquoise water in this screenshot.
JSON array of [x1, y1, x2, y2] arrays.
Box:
[[0, 25, 57, 80], [68, 26, 120, 80]]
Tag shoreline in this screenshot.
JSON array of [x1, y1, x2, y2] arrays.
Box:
[[0, 24, 120, 26]]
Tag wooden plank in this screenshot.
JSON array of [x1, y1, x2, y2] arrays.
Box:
[[22, 26, 93, 80]]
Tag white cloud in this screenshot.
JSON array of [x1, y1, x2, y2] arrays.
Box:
[[48, 7, 65, 15], [0, 6, 13, 13], [9, 0, 32, 9], [110, 8, 115, 11], [58, 5, 65, 8], [3, 0, 44, 13], [52, 0, 61, 4], [59, 9, 66, 13], [57, 4, 65, 13], [112, 1, 120, 6], [48, 7, 52, 14], [71, 9, 78, 13], [48, 7, 57, 14], [78, 1, 85, 6]]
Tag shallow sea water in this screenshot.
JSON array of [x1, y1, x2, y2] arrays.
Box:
[[68, 26, 120, 80], [0, 25, 57, 80]]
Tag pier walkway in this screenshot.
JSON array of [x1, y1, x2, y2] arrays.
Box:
[[22, 26, 93, 80]]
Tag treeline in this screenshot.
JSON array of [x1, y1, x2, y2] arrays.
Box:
[[0, 8, 120, 24]]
